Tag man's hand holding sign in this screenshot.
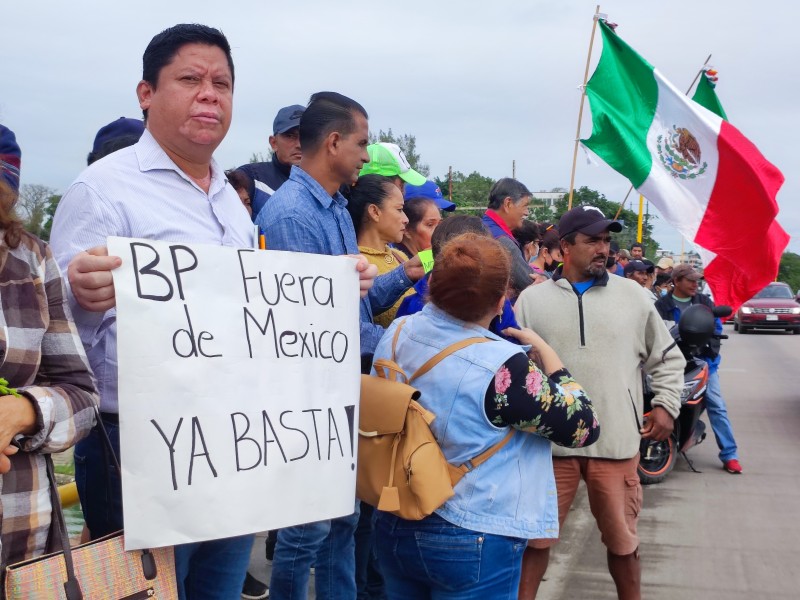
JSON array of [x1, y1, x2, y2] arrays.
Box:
[[103, 237, 365, 550]]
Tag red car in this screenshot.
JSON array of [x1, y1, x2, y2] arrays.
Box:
[[734, 282, 800, 334]]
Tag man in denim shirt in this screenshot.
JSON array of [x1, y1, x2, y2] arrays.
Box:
[[256, 91, 422, 600]]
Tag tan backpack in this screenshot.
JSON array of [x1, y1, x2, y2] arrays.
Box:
[[357, 321, 515, 520]]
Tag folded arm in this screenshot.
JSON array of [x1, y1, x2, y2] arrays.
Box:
[[484, 353, 600, 448]]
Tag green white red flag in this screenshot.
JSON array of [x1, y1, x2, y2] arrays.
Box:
[[689, 70, 789, 310], [582, 20, 788, 311], [690, 69, 727, 121]]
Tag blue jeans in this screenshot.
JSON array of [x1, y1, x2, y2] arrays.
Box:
[[355, 502, 386, 600], [705, 369, 739, 462], [270, 504, 360, 600], [174, 534, 254, 600], [374, 512, 526, 600], [74, 416, 123, 538]]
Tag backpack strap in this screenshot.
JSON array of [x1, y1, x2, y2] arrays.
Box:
[[409, 337, 489, 384], [372, 320, 410, 383], [447, 429, 516, 486], [390, 319, 407, 362], [389, 325, 513, 484], [405, 335, 517, 484]]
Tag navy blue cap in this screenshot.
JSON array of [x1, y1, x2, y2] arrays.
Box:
[[558, 205, 622, 238], [92, 117, 144, 154], [273, 105, 305, 135], [0, 124, 21, 194], [403, 180, 456, 211], [624, 260, 654, 276]]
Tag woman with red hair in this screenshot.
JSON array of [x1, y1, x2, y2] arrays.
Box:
[[371, 233, 600, 599]]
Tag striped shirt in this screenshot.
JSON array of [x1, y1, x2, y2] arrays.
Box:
[[50, 129, 255, 413], [0, 231, 99, 570]]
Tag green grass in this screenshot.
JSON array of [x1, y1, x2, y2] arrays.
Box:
[[54, 463, 75, 477]]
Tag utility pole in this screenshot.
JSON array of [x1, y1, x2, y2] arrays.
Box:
[[448, 166, 453, 201]]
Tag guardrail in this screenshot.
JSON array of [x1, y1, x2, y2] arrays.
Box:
[[58, 482, 80, 508]]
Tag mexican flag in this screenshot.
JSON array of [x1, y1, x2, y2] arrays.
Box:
[[690, 70, 727, 121], [583, 20, 788, 311], [689, 72, 790, 310]]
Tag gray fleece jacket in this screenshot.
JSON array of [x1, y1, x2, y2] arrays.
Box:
[[515, 269, 684, 460]]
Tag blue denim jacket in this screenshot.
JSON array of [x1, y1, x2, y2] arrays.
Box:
[[373, 304, 559, 539]]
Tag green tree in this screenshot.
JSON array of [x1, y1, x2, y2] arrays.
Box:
[[526, 188, 565, 223], [368, 129, 429, 176], [249, 151, 271, 164], [17, 184, 58, 239], [40, 194, 62, 241], [777, 252, 800, 294], [529, 204, 556, 224], [552, 187, 660, 256], [434, 170, 495, 209]]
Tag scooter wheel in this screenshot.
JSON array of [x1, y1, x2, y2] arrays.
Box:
[[638, 435, 677, 485]]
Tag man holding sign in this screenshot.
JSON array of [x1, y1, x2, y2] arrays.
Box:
[[51, 24, 377, 600]]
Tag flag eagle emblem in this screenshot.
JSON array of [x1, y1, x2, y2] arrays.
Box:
[[656, 125, 708, 179]]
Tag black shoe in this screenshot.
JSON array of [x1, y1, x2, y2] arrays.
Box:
[[241, 572, 269, 599]]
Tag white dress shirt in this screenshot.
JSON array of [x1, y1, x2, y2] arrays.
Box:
[[50, 129, 254, 412]]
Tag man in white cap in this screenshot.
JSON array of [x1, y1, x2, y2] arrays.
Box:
[[655, 256, 674, 275]]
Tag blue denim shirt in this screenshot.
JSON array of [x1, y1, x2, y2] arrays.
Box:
[[374, 304, 559, 539], [256, 166, 413, 354]]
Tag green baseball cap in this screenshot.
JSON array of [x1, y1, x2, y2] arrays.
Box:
[[359, 142, 427, 185]]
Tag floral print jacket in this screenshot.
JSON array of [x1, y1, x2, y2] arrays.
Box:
[[484, 353, 599, 448]]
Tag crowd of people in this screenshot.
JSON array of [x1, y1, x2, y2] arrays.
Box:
[[0, 22, 743, 600]]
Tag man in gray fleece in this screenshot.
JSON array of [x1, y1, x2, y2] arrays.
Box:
[[515, 205, 684, 600]]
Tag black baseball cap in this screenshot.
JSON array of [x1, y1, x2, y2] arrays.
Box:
[[558, 205, 622, 238], [624, 260, 654, 276], [273, 105, 305, 135]]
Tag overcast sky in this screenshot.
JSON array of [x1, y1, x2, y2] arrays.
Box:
[[3, 0, 797, 254]]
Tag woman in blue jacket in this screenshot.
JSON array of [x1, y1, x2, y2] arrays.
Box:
[[372, 233, 600, 599]]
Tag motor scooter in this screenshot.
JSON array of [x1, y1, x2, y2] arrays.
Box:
[[638, 304, 731, 485]]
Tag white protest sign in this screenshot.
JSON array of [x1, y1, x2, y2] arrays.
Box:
[[108, 237, 361, 550]]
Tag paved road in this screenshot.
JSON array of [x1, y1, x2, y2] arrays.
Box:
[[538, 325, 800, 599], [247, 325, 799, 599]]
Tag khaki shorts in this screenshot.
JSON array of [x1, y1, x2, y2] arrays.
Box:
[[529, 456, 642, 556]]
